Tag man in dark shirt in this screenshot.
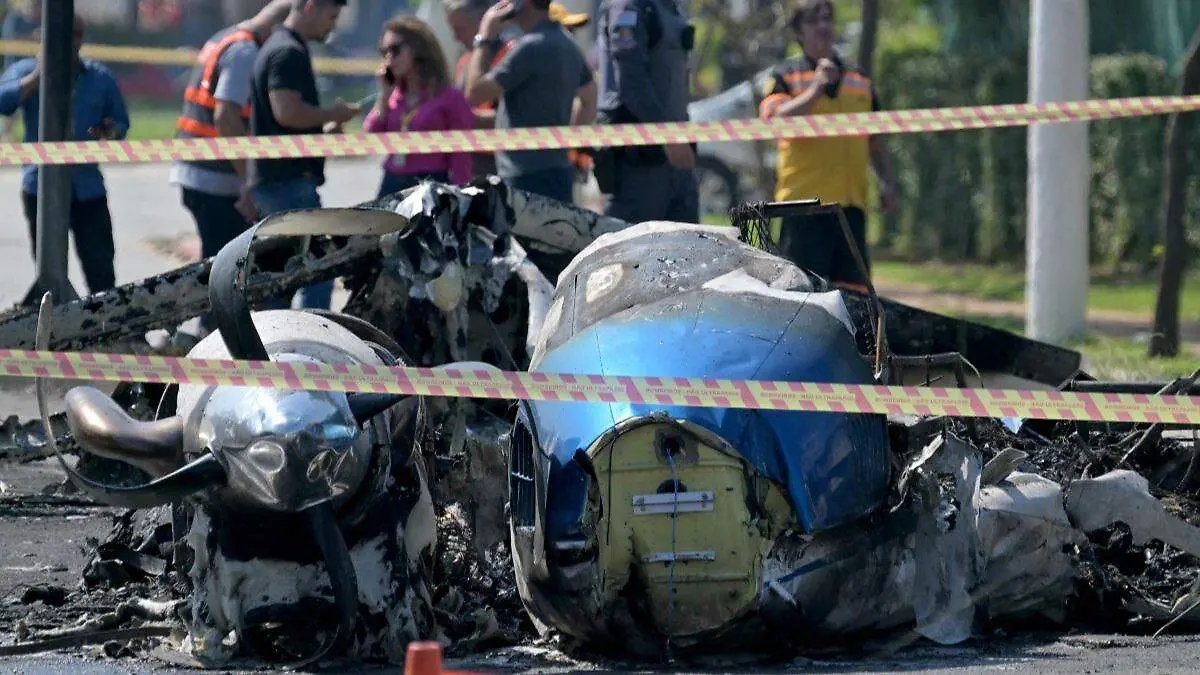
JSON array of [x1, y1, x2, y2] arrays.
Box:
[[248, 0, 360, 310], [465, 0, 597, 204]]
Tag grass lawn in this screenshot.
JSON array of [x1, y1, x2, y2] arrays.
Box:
[[122, 103, 181, 140], [951, 313, 1200, 381], [1078, 334, 1200, 381], [7, 102, 181, 141], [871, 260, 1200, 323]]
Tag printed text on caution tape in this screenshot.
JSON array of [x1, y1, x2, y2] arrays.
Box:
[[4, 350, 1199, 424], [0, 96, 1197, 167]]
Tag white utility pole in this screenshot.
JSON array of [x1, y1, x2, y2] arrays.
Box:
[[1027, 0, 1090, 344]]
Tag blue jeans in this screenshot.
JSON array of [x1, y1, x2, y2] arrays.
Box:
[[250, 177, 333, 310], [506, 167, 573, 204]]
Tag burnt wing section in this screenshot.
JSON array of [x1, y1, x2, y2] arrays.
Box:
[[841, 290, 1082, 387]]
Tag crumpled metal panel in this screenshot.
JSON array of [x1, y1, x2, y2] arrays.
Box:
[[524, 222, 891, 534], [198, 376, 371, 513], [758, 435, 1084, 644], [531, 222, 819, 364]]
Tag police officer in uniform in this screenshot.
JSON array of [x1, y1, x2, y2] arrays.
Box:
[[595, 0, 699, 224]]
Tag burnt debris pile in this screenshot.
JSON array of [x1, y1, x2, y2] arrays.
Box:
[[3, 187, 1200, 668], [965, 413, 1200, 633], [433, 503, 531, 655]]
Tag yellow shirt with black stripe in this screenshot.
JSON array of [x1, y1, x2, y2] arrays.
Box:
[[758, 55, 879, 221]]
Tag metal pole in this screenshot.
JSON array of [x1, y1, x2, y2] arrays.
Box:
[[1026, 0, 1088, 344], [25, 0, 77, 305]]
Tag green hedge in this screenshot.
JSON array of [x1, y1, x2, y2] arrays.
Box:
[[871, 48, 1197, 270]]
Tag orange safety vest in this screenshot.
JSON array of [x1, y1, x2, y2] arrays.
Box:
[[175, 26, 258, 174], [759, 56, 875, 213]]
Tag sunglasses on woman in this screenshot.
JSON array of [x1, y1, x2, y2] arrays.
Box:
[[380, 42, 406, 58]]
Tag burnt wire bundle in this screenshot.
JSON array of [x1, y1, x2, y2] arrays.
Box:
[[730, 201, 782, 256]]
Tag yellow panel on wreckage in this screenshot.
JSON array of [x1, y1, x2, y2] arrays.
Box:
[[591, 418, 794, 638]]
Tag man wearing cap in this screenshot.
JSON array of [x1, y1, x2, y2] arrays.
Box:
[[464, 0, 597, 203], [758, 0, 898, 292], [594, 0, 699, 224]]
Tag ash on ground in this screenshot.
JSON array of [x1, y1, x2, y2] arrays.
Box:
[[0, 492, 538, 660], [8, 413, 1200, 665]]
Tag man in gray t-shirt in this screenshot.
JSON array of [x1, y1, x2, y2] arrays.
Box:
[[465, 0, 597, 204]]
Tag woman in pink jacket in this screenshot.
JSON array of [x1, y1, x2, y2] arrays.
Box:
[[365, 15, 474, 197]]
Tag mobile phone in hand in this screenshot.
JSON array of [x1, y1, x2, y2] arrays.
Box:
[[824, 64, 843, 99]]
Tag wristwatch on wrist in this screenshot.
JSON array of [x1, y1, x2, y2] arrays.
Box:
[[473, 33, 501, 50]]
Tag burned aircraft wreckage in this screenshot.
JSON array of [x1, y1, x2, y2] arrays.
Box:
[[2, 180, 1200, 666]]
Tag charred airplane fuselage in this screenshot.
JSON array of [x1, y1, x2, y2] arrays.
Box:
[[508, 223, 894, 654], [35, 209, 443, 667], [171, 310, 439, 665]]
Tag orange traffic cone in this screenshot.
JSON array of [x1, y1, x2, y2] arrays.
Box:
[[405, 640, 483, 675], [404, 642, 443, 675]]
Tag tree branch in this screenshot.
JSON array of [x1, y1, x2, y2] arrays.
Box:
[[1148, 23, 1200, 358]]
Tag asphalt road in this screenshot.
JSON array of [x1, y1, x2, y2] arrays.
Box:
[[3, 162, 1200, 673], [0, 158, 388, 309], [0, 159, 384, 422], [1, 623, 1200, 673]]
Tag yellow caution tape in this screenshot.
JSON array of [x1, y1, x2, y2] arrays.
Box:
[[0, 38, 377, 74], [3, 349, 1198, 424], [0, 95, 1195, 167]]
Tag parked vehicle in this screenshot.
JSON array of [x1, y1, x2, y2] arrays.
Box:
[[687, 68, 776, 220]]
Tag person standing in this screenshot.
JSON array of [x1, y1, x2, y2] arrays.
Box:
[[594, 0, 699, 224], [758, 0, 898, 292], [0, 14, 129, 295], [464, 0, 597, 204], [364, 15, 474, 196], [169, 0, 291, 272], [445, 0, 510, 179], [247, 0, 361, 310], [0, 0, 40, 141]]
